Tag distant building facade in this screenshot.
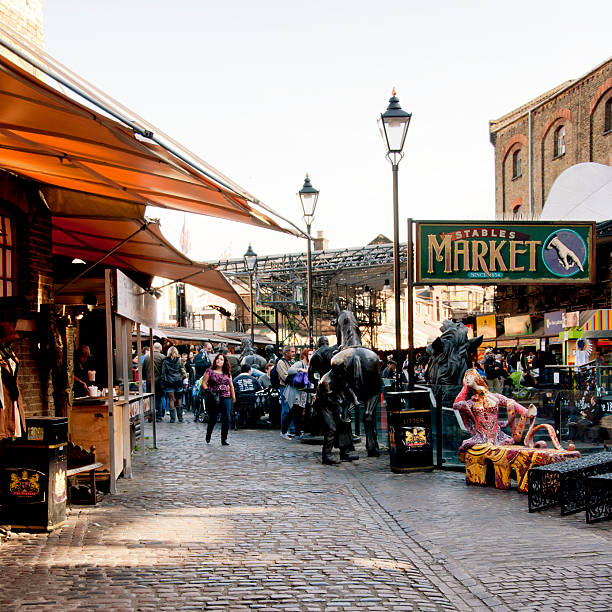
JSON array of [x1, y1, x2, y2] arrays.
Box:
[[489, 58, 612, 220]]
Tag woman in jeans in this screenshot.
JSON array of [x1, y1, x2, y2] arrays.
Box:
[[202, 353, 235, 445], [281, 348, 313, 439], [161, 346, 186, 422]]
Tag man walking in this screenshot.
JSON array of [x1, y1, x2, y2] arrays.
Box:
[[142, 342, 166, 422], [194, 343, 212, 379]]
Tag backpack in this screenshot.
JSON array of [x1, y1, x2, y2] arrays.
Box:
[[269, 358, 287, 389]]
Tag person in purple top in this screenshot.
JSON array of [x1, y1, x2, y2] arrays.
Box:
[[202, 353, 235, 446]]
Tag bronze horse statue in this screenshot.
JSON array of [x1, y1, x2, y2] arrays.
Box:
[[313, 307, 382, 463], [239, 338, 267, 371], [426, 320, 483, 410]]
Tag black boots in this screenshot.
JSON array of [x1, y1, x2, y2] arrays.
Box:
[[340, 451, 359, 462]]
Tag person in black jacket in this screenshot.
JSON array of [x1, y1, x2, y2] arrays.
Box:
[[142, 342, 165, 421], [161, 346, 186, 422]]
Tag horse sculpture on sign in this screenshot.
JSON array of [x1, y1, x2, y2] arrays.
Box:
[[313, 307, 382, 464]]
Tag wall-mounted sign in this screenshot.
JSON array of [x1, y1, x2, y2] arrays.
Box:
[[562, 311, 580, 328], [504, 314, 532, 336], [415, 221, 595, 284], [115, 269, 157, 328], [545, 310, 565, 335], [476, 314, 496, 339]]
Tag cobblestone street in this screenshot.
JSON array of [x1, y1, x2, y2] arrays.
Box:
[[1, 421, 611, 611]]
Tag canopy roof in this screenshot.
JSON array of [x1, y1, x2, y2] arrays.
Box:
[[0, 26, 302, 236], [53, 214, 246, 306]]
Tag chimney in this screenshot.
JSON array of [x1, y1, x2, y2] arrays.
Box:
[[313, 230, 328, 251]]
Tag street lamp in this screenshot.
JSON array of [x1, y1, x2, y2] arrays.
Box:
[[244, 244, 257, 345], [379, 89, 412, 388], [299, 174, 319, 348]]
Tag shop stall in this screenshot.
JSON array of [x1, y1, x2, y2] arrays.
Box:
[[70, 269, 156, 493]]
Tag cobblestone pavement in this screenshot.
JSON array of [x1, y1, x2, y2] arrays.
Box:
[[0, 421, 611, 611]]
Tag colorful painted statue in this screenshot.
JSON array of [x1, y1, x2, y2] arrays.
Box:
[[453, 368, 579, 492], [453, 368, 562, 454]]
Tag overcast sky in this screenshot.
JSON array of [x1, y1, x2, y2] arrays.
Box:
[[43, 0, 612, 261]]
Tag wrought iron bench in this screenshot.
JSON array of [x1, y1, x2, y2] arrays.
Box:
[[66, 442, 103, 505], [528, 451, 612, 515], [586, 473, 612, 524]]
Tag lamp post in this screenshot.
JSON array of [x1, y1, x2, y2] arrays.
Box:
[[379, 89, 412, 388], [299, 174, 319, 348], [244, 244, 257, 345]]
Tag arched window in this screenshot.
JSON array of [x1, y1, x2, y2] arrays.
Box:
[[605, 98, 612, 133], [553, 125, 566, 158], [512, 149, 522, 179]]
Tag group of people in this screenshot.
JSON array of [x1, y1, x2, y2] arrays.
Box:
[[141, 341, 307, 446]]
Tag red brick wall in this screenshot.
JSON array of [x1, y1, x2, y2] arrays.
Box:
[[0, 172, 54, 416], [491, 59, 612, 219]]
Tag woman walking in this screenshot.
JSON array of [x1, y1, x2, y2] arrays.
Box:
[[203, 353, 235, 445], [161, 346, 186, 422]]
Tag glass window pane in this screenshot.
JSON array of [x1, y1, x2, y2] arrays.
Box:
[[4, 217, 11, 247], [6, 250, 11, 278], [5, 281, 11, 297]]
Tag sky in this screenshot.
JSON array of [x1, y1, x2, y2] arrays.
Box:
[[43, 0, 612, 261]]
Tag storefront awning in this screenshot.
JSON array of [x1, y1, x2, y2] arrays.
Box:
[[0, 27, 303, 237], [53, 215, 246, 307], [582, 309, 612, 339]]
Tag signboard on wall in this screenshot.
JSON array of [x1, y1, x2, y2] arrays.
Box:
[[476, 314, 496, 339], [544, 310, 565, 335], [415, 221, 595, 284], [115, 269, 157, 328], [562, 311, 580, 328], [504, 314, 532, 337]]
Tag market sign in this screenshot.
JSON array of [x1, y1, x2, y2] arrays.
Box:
[[415, 221, 595, 284]]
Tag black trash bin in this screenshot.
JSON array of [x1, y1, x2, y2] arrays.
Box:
[[1, 416, 68, 531], [385, 389, 434, 473]]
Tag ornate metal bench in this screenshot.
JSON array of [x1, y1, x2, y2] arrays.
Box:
[[528, 451, 612, 515], [586, 473, 612, 524]]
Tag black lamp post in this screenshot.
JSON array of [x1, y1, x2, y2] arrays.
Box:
[[379, 89, 412, 388], [244, 244, 257, 345], [299, 174, 319, 348]]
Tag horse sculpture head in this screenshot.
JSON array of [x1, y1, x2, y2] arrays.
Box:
[[426, 320, 483, 407], [333, 305, 362, 348], [240, 338, 254, 356]]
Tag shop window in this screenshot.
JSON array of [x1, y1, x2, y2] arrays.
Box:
[[0, 214, 15, 297], [605, 98, 612, 133], [553, 125, 566, 158], [512, 149, 522, 179]]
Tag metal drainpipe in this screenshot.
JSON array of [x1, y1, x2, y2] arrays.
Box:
[[528, 110, 533, 217]]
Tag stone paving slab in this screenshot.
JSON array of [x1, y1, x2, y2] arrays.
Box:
[[0, 422, 610, 611]]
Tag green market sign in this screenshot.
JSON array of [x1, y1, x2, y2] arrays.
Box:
[[415, 221, 595, 284]]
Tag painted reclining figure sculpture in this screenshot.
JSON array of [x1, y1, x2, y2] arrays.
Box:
[[453, 369, 578, 492], [453, 368, 562, 453]]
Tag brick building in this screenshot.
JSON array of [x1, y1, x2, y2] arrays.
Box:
[[490, 57, 612, 220], [0, 0, 56, 418]]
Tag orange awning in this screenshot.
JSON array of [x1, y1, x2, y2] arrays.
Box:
[[0, 27, 302, 236], [53, 215, 246, 307]]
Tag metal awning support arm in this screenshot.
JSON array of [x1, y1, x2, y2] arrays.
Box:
[[55, 222, 150, 295]]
